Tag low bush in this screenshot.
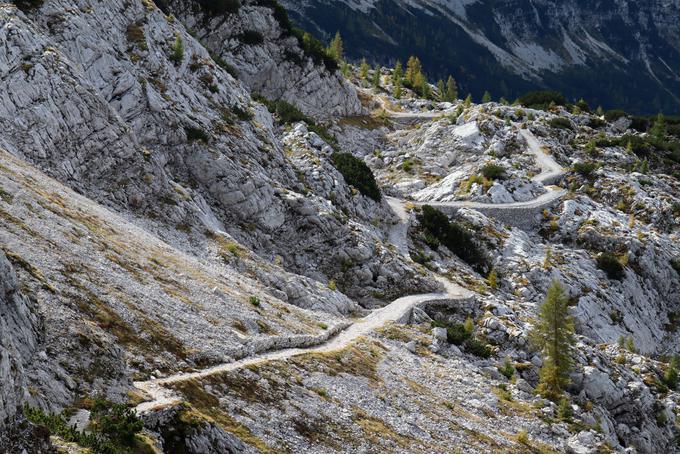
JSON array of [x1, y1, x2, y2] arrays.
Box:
[[196, 0, 240, 15], [25, 396, 144, 454], [588, 117, 606, 129], [671, 259, 680, 275], [548, 117, 573, 130], [11, 0, 43, 12], [331, 153, 381, 201], [604, 109, 628, 122], [573, 161, 597, 178], [185, 126, 209, 143], [518, 90, 566, 110], [480, 163, 505, 180], [418, 205, 489, 273], [597, 253, 625, 280], [446, 323, 472, 345], [254, 94, 338, 147], [238, 30, 264, 45], [464, 338, 492, 358], [169, 34, 184, 64], [499, 356, 515, 379]]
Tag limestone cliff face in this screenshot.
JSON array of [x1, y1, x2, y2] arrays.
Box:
[[165, 0, 364, 120], [0, 251, 39, 427]]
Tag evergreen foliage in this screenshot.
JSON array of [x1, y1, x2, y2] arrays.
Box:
[[418, 205, 489, 273], [169, 34, 184, 64], [359, 58, 369, 81], [445, 76, 458, 102], [531, 281, 576, 401], [597, 253, 625, 280], [24, 397, 144, 454], [518, 91, 566, 110], [372, 64, 381, 89], [330, 153, 381, 201], [327, 31, 344, 62]]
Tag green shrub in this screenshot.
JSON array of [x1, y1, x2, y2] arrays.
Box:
[[499, 356, 515, 379], [557, 397, 573, 421], [196, 0, 240, 15], [480, 163, 505, 180], [11, 0, 44, 12], [548, 117, 573, 130], [418, 205, 489, 273], [575, 99, 591, 113], [238, 30, 264, 45], [605, 109, 628, 122], [232, 104, 253, 121], [518, 91, 566, 110], [573, 161, 597, 178], [254, 95, 338, 147], [663, 357, 680, 390], [465, 338, 492, 358], [249, 296, 261, 307], [588, 117, 606, 129], [25, 396, 143, 454], [597, 253, 625, 280], [90, 397, 144, 447], [331, 153, 381, 201], [185, 127, 209, 143], [671, 259, 680, 275], [169, 34, 184, 64], [401, 159, 415, 172], [631, 116, 651, 132], [446, 323, 472, 345]]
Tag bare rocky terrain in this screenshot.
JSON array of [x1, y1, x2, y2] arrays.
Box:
[[1, 1, 680, 453]]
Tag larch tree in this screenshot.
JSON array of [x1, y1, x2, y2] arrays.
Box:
[[531, 280, 576, 401], [372, 64, 382, 88], [359, 58, 369, 81], [393, 78, 402, 99], [445, 75, 458, 102], [405, 56, 422, 85], [328, 31, 344, 62], [393, 60, 403, 85], [651, 113, 667, 141], [437, 79, 445, 101]]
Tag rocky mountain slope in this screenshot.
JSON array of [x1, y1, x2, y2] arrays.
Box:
[[1, 0, 680, 453], [281, 0, 680, 115]]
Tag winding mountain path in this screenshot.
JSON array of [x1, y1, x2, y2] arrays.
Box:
[[134, 275, 472, 413], [134, 108, 567, 415]]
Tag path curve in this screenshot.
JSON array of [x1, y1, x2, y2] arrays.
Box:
[[134, 106, 566, 415], [410, 129, 567, 212], [134, 275, 472, 413]]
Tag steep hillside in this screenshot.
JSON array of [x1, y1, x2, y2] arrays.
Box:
[[281, 0, 680, 114], [1, 0, 680, 453]]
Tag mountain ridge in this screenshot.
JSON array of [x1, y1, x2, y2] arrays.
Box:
[[281, 0, 680, 114]]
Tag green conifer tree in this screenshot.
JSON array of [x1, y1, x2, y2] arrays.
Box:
[[437, 80, 445, 101], [445, 75, 458, 102], [393, 78, 402, 99], [464, 94, 472, 108], [359, 58, 369, 81], [531, 281, 576, 401], [372, 64, 381, 89], [393, 60, 403, 85], [651, 113, 667, 141], [405, 56, 422, 85], [482, 91, 492, 103], [341, 61, 350, 78], [327, 31, 344, 62]]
